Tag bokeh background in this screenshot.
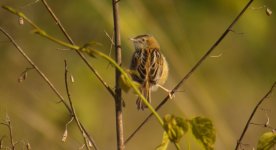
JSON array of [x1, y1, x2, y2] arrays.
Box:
[[0, 0, 275, 149]]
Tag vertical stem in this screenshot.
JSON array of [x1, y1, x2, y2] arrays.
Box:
[[112, 0, 124, 150]]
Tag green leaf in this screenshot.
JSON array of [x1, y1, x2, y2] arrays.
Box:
[[79, 47, 96, 57], [257, 132, 276, 150], [156, 132, 170, 150], [127, 69, 141, 79], [163, 114, 189, 143], [80, 41, 102, 57], [119, 74, 140, 92], [189, 116, 216, 150]]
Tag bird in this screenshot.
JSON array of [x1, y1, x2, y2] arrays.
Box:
[[129, 34, 170, 110]]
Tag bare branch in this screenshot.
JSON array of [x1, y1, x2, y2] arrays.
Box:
[[104, 30, 115, 69], [0, 28, 99, 150], [41, 0, 115, 99], [235, 82, 276, 150], [0, 115, 15, 150], [125, 0, 256, 144], [104, 30, 115, 46], [64, 60, 95, 150], [0, 27, 71, 112], [21, 0, 40, 8]]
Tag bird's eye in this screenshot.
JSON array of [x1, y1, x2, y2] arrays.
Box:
[[141, 38, 145, 42]]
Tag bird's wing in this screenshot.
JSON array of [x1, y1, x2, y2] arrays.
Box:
[[130, 49, 145, 83], [149, 49, 163, 84]]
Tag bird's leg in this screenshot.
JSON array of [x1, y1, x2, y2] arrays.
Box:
[[157, 84, 175, 99]]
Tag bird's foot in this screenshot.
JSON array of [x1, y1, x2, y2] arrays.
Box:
[[157, 84, 175, 99]]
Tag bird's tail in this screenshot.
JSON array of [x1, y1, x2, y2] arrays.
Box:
[[136, 82, 151, 110]]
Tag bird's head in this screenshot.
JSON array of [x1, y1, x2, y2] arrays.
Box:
[[130, 34, 160, 50]]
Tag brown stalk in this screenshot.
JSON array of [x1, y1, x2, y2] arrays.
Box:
[[111, 0, 124, 149]]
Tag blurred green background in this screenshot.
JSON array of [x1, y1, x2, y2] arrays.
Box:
[[0, 0, 275, 149]]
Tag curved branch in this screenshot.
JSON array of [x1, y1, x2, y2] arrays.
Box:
[[64, 60, 97, 150], [0, 118, 15, 150], [235, 82, 276, 150]]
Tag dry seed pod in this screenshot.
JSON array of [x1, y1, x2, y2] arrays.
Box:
[[88, 141, 93, 147], [19, 17, 24, 25], [266, 8, 272, 16], [26, 142, 31, 150], [18, 71, 28, 83], [61, 129, 68, 142], [70, 74, 75, 83]]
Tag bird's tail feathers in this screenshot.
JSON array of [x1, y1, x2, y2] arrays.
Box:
[[136, 83, 151, 110]]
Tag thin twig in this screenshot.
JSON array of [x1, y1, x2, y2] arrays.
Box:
[[104, 30, 115, 67], [235, 82, 276, 150], [0, 116, 15, 150], [64, 60, 93, 150], [0, 28, 99, 150], [250, 123, 275, 130], [7, 121, 15, 150], [41, 0, 115, 99], [124, 0, 255, 144], [105, 30, 116, 70], [104, 30, 115, 46], [21, 0, 40, 8], [112, 0, 124, 149], [0, 27, 71, 112], [0, 135, 5, 147], [18, 67, 34, 83]]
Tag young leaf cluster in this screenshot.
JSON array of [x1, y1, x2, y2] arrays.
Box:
[[157, 115, 216, 150]]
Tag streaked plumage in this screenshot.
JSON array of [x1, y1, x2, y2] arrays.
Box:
[[130, 34, 168, 110]]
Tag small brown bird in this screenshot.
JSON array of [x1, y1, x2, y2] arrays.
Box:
[[130, 34, 170, 110]]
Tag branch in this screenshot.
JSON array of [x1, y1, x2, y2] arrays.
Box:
[[124, 0, 255, 144], [64, 60, 94, 150], [0, 27, 71, 112], [111, 0, 124, 149], [41, 0, 116, 99], [0, 27, 99, 150], [0, 115, 15, 150], [235, 82, 276, 150]]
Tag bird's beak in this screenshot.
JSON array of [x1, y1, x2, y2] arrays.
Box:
[[129, 37, 136, 41]]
